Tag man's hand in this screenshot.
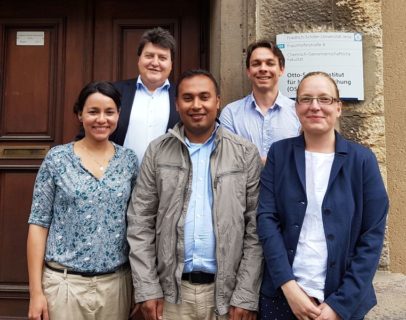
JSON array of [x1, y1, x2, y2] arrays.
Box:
[[315, 303, 341, 320], [28, 293, 49, 320], [129, 303, 140, 320], [140, 298, 164, 320], [281, 280, 321, 320], [228, 306, 257, 320]]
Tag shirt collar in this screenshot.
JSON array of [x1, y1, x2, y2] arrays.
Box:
[[184, 123, 219, 148], [249, 91, 283, 111], [136, 76, 170, 92]]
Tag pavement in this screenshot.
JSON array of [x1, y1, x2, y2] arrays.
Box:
[[365, 271, 406, 319]]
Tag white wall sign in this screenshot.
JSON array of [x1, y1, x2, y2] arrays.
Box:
[[276, 32, 364, 100], [16, 31, 45, 46]]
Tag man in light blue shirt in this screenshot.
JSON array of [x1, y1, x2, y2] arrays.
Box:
[[127, 70, 263, 320], [220, 40, 300, 163], [183, 128, 217, 275]]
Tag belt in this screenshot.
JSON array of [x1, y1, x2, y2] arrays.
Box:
[[182, 272, 215, 284], [45, 262, 128, 277]]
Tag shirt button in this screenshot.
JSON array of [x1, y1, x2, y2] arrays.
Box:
[[324, 208, 332, 215], [299, 201, 306, 205], [289, 249, 294, 254], [330, 262, 336, 268], [294, 224, 300, 229], [327, 234, 335, 241]]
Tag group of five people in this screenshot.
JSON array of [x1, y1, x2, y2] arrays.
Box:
[[27, 27, 389, 320]]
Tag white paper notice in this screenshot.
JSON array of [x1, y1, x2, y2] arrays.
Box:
[[16, 31, 45, 46], [276, 32, 364, 100]]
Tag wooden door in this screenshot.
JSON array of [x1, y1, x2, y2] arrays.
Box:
[[0, 0, 208, 318]]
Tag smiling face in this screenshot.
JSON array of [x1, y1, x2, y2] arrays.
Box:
[[176, 74, 220, 143], [246, 47, 284, 93], [295, 74, 342, 136], [79, 92, 119, 142], [138, 42, 172, 92]]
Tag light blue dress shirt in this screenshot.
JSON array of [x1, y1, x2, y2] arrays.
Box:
[[183, 128, 218, 274], [123, 76, 170, 162], [219, 92, 301, 157]]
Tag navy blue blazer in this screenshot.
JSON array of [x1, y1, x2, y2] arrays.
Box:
[[257, 132, 388, 320], [109, 78, 179, 145]]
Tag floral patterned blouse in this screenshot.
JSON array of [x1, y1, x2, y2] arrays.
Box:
[[28, 142, 138, 273]]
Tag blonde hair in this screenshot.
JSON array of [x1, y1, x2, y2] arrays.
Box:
[[297, 71, 340, 98]]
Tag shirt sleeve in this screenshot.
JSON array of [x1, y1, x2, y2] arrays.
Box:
[[28, 152, 56, 228], [325, 150, 389, 320], [219, 105, 237, 134], [257, 144, 296, 288], [126, 143, 163, 302], [230, 143, 263, 311]]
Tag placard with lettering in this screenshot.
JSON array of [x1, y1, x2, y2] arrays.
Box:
[[276, 32, 364, 100]]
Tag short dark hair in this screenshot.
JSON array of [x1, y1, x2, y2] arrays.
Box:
[[246, 39, 285, 69], [137, 27, 176, 61], [176, 69, 220, 97], [73, 81, 121, 115]]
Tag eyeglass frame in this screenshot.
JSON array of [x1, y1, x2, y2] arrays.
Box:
[[295, 95, 341, 106]]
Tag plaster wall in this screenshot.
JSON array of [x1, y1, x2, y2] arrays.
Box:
[[209, 0, 256, 106], [382, 1, 406, 274]]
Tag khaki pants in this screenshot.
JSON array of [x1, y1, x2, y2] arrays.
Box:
[[42, 266, 132, 320], [163, 280, 228, 320]]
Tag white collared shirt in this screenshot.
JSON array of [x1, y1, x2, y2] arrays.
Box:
[[292, 150, 334, 301], [123, 77, 170, 162]]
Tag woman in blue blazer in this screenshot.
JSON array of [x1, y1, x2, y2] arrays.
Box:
[[257, 72, 389, 320]]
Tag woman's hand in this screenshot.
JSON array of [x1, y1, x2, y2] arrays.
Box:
[[281, 280, 321, 320], [27, 225, 49, 320], [28, 292, 49, 320], [315, 303, 341, 320]]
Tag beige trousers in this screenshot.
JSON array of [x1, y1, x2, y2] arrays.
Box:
[[42, 266, 132, 320], [163, 280, 228, 320]]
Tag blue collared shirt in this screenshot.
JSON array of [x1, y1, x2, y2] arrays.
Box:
[[219, 92, 301, 157], [183, 128, 218, 274], [123, 76, 170, 162]]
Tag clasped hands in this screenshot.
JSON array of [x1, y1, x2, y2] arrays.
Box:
[[282, 280, 340, 320]]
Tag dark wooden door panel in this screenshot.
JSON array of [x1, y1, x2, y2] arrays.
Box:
[[0, 171, 36, 318], [1, 24, 62, 140]]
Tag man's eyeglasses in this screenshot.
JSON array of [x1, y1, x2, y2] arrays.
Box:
[[296, 96, 340, 106]]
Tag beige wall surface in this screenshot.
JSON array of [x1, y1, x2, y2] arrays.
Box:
[[382, 1, 406, 274]]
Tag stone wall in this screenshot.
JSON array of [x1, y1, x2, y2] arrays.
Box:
[[382, 1, 406, 274]]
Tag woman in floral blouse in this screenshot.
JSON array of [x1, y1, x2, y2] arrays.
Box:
[[27, 81, 138, 320]]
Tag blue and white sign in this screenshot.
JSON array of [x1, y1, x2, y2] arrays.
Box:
[[276, 32, 364, 100]]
